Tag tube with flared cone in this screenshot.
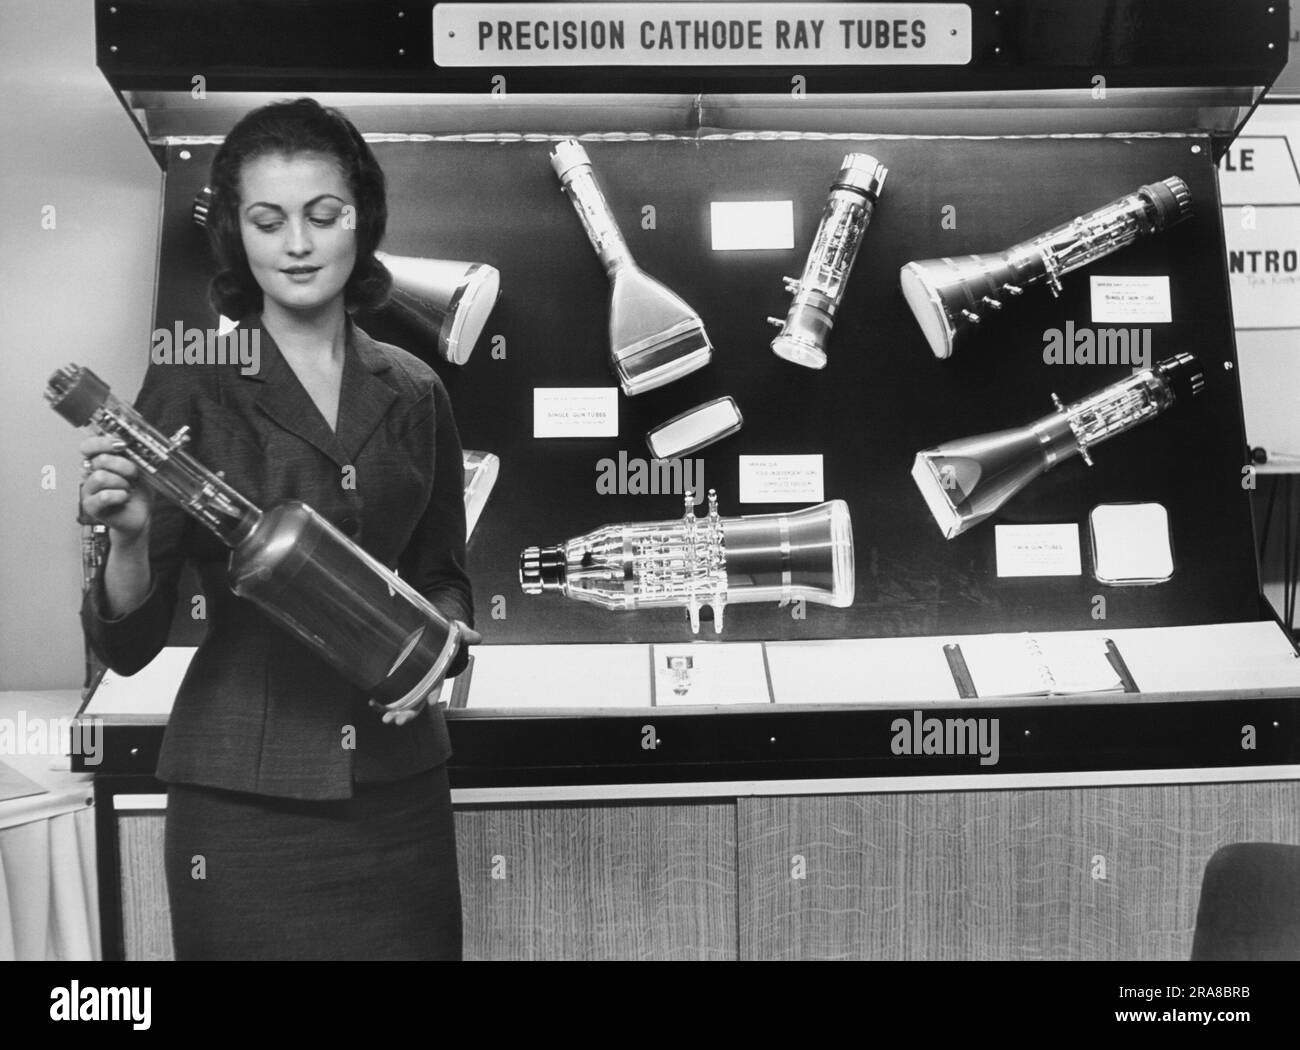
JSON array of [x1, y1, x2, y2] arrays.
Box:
[[900, 176, 1192, 360], [768, 153, 887, 370], [911, 352, 1205, 539], [550, 139, 713, 396], [374, 252, 501, 366], [46, 365, 463, 711], [518, 489, 855, 634]]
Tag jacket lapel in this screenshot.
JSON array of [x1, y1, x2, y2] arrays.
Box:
[[240, 316, 396, 469], [334, 321, 398, 463], [246, 322, 350, 468]]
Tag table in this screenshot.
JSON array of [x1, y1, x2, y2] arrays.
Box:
[[0, 689, 98, 960]]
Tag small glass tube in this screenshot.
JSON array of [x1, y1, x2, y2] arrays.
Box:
[[769, 154, 887, 370]]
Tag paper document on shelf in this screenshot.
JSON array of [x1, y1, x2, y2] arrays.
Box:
[[0, 760, 48, 804], [463, 645, 651, 708], [652, 643, 771, 706], [84, 646, 197, 716], [957, 634, 1124, 697], [765, 638, 962, 704]]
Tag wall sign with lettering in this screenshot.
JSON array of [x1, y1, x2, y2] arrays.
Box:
[[433, 3, 972, 67]]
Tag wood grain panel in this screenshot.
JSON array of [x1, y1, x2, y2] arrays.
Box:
[[116, 814, 173, 961], [738, 784, 1300, 960], [115, 784, 1300, 960], [116, 802, 738, 960], [455, 803, 737, 960]]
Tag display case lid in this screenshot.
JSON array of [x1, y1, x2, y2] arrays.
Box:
[[98, 0, 1289, 158]]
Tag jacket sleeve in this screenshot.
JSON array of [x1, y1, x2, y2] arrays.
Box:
[[80, 368, 195, 676], [398, 374, 475, 672]]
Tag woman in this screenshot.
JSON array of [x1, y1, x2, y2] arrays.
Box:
[[78, 98, 479, 960]]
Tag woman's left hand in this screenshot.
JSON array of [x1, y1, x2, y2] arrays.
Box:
[[370, 620, 483, 726], [370, 697, 427, 726]]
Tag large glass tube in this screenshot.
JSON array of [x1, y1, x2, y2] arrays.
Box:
[[551, 139, 713, 395], [47, 365, 463, 711], [769, 153, 887, 370], [901, 177, 1192, 359], [911, 353, 1204, 539], [1059, 364, 1187, 464], [519, 489, 855, 633], [1024, 183, 1189, 291]]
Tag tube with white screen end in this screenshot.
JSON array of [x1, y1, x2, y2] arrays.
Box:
[[769, 153, 887, 369], [900, 177, 1192, 360], [551, 139, 713, 395], [911, 353, 1205, 538]]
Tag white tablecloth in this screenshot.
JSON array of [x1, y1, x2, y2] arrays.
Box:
[[0, 690, 98, 960]]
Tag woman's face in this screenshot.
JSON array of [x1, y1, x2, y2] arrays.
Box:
[[237, 151, 357, 314]]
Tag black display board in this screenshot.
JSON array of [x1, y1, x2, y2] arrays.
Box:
[[154, 133, 1259, 646]]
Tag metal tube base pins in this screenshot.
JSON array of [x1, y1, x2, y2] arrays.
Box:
[[911, 352, 1205, 539], [769, 153, 888, 370], [519, 488, 855, 634], [900, 176, 1192, 360], [46, 364, 463, 711]]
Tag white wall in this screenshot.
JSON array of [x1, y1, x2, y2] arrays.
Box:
[[0, 0, 160, 689]]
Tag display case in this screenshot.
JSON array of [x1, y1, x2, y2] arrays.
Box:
[[75, 0, 1300, 960]]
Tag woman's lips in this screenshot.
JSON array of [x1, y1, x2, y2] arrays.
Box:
[[281, 266, 321, 283]]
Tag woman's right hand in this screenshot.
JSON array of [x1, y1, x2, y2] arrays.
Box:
[[79, 434, 151, 543]]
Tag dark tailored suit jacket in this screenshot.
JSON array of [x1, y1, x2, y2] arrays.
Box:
[[82, 317, 474, 800]]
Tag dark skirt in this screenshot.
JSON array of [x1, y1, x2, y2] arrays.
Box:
[[164, 765, 462, 960]]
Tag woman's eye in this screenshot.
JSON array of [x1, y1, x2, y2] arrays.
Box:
[[253, 220, 282, 233], [309, 214, 340, 228]]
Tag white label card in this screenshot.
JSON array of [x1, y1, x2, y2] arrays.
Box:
[[994, 523, 1082, 578], [1089, 275, 1172, 324], [533, 388, 619, 437], [710, 201, 794, 251], [739, 454, 824, 503]]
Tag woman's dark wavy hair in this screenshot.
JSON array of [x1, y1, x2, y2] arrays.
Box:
[[206, 98, 391, 318]]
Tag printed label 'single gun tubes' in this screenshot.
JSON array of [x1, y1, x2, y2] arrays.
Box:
[[519, 489, 855, 634], [47, 365, 463, 711], [550, 138, 713, 396], [900, 176, 1192, 360]]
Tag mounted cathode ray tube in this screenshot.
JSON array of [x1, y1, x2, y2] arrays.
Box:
[[550, 139, 713, 396], [518, 490, 855, 634], [46, 365, 464, 711], [911, 353, 1205, 539], [899, 177, 1192, 360], [768, 153, 888, 370]]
